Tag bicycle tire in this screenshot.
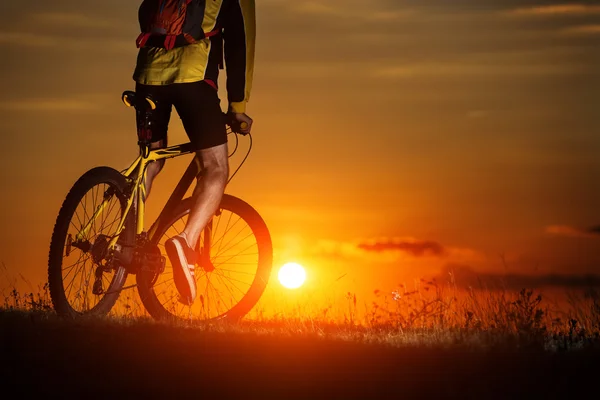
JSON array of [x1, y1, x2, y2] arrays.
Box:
[[137, 194, 273, 322], [48, 166, 133, 318]]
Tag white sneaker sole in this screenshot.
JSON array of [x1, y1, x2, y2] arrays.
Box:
[[165, 238, 197, 305]]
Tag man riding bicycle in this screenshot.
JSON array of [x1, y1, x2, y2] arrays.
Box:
[[132, 0, 256, 305]]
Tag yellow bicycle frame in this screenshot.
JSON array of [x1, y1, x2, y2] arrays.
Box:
[[76, 142, 198, 252]]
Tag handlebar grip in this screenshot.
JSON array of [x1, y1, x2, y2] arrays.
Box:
[[145, 97, 157, 111], [223, 112, 251, 135]]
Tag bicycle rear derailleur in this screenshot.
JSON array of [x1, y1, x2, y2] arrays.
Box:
[[91, 234, 113, 295]]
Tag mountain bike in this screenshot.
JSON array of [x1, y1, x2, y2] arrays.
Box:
[[47, 90, 273, 322]]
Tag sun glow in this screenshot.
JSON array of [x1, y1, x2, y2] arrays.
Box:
[[278, 263, 306, 289]]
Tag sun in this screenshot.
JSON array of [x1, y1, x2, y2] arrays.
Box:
[[278, 263, 306, 289]]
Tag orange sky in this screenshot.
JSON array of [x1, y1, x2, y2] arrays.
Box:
[[1, 1, 600, 308]]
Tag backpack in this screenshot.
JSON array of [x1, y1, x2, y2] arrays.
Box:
[[136, 0, 220, 50]]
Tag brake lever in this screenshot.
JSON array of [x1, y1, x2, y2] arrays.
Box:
[[224, 112, 250, 135]]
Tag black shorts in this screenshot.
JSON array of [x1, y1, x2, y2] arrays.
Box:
[[134, 80, 227, 150]]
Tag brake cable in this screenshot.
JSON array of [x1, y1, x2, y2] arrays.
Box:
[[227, 129, 253, 184]]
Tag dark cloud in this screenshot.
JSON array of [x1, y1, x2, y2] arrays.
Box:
[[379, 0, 600, 12], [358, 239, 445, 257], [545, 225, 600, 239], [589, 226, 600, 234], [434, 264, 600, 291]]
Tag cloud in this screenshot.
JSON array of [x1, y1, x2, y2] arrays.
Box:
[[507, 4, 600, 17], [373, 62, 587, 79], [0, 32, 60, 47], [262, 62, 358, 80], [287, 1, 417, 23], [0, 10, 129, 50], [545, 225, 600, 239], [589, 226, 600, 234], [467, 110, 490, 119], [0, 31, 131, 51], [358, 239, 445, 257], [30, 12, 113, 29], [312, 236, 486, 265], [367, 10, 417, 21], [434, 264, 600, 291], [291, 2, 340, 16], [560, 24, 600, 36], [0, 99, 99, 112], [311, 239, 394, 262]]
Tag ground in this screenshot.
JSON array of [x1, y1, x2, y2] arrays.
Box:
[[1, 311, 598, 399]]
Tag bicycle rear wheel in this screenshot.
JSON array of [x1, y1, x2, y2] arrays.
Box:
[[48, 167, 133, 318], [137, 194, 273, 322]]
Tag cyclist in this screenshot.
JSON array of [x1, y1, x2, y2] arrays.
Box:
[[132, 0, 256, 305]]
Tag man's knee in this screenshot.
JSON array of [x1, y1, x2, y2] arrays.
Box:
[[202, 159, 229, 182], [146, 158, 165, 177], [155, 159, 166, 173], [196, 145, 229, 182]]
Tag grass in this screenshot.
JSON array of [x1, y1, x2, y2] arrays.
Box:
[[3, 274, 600, 352]]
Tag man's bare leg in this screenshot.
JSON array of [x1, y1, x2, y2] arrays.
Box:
[[179, 143, 229, 249], [141, 141, 229, 245], [143, 140, 166, 198], [159, 143, 228, 305]]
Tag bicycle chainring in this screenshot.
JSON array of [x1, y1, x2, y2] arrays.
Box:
[[136, 242, 166, 287]]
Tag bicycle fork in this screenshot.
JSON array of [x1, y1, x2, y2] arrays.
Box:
[[199, 219, 216, 273]]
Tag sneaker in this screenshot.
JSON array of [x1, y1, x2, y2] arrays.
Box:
[[165, 235, 197, 305]]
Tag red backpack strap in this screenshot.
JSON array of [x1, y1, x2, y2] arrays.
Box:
[[183, 33, 197, 45], [164, 35, 177, 50], [204, 28, 221, 39], [136, 33, 151, 48], [203, 79, 218, 90]]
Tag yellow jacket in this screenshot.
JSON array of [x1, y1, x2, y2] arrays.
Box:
[[133, 0, 255, 114]]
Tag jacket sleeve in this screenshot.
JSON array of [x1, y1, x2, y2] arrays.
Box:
[[223, 0, 256, 114]]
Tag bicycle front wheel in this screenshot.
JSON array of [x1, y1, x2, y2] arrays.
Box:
[[137, 194, 273, 322], [48, 167, 133, 318]]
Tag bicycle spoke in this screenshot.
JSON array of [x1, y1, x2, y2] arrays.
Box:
[[214, 269, 252, 291], [211, 212, 237, 255], [215, 267, 257, 275], [62, 252, 90, 273], [82, 188, 94, 241], [211, 210, 231, 255], [72, 209, 85, 238], [160, 286, 180, 306], [211, 253, 258, 259], [66, 255, 89, 300], [212, 210, 224, 251], [63, 260, 90, 306], [213, 232, 255, 262], [213, 241, 257, 268], [212, 221, 251, 259], [212, 272, 238, 307], [206, 276, 225, 315], [202, 273, 211, 314]]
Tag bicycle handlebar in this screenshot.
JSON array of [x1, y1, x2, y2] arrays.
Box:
[[223, 112, 250, 136]]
